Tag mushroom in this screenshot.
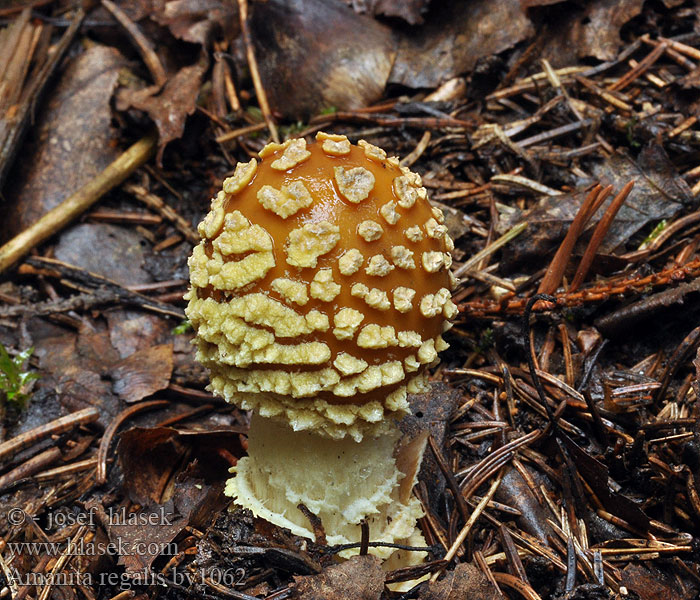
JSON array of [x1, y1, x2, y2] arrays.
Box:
[[185, 132, 456, 569]]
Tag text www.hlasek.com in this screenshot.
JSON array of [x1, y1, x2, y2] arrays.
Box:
[[6, 538, 178, 557]]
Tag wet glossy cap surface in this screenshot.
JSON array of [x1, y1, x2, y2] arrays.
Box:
[[185, 133, 456, 437]]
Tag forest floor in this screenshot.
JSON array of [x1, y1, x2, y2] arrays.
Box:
[[1, 0, 700, 599]]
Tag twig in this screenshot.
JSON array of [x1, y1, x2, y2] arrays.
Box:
[[155, 404, 215, 428], [0, 407, 99, 463], [0, 287, 183, 320], [0, 0, 53, 16], [235, 0, 278, 143], [462, 257, 700, 317], [88, 209, 162, 225], [609, 37, 668, 91], [658, 36, 700, 62], [668, 115, 697, 138], [0, 447, 61, 492], [430, 471, 503, 582], [0, 548, 18, 598], [492, 572, 543, 600], [0, 132, 157, 275], [322, 540, 434, 555], [474, 550, 503, 595], [96, 399, 169, 484], [34, 457, 99, 480], [124, 182, 199, 244], [653, 324, 700, 407], [459, 430, 542, 499], [38, 525, 87, 600], [427, 435, 471, 524], [517, 119, 593, 148], [499, 525, 530, 584], [400, 131, 431, 168], [215, 121, 268, 143], [18, 256, 186, 319], [620, 210, 700, 262], [558, 324, 574, 388], [486, 66, 589, 101], [105, 592, 136, 600], [565, 535, 577, 591], [538, 185, 611, 295], [453, 222, 528, 279], [312, 111, 473, 130], [0, 8, 84, 189], [490, 174, 562, 196], [595, 275, 700, 335], [101, 0, 167, 87], [219, 46, 241, 113], [0, 9, 35, 114], [570, 181, 635, 291], [359, 520, 369, 555], [573, 75, 632, 112]]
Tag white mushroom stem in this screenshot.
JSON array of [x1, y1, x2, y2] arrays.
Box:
[[225, 412, 428, 563]]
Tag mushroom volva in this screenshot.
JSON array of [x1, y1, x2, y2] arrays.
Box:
[[185, 133, 456, 568]]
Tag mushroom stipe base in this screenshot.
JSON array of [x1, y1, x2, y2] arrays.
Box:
[[225, 413, 428, 568]]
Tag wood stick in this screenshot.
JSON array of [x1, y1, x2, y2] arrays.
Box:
[[236, 0, 279, 143], [0, 407, 99, 463], [124, 182, 198, 244], [537, 185, 611, 295], [0, 446, 61, 491], [101, 0, 167, 87], [0, 8, 83, 189], [400, 131, 431, 168], [430, 472, 503, 582], [570, 181, 635, 292], [96, 399, 169, 484], [0, 132, 157, 275]]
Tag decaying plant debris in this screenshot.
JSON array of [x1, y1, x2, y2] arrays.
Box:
[[1, 0, 700, 598]]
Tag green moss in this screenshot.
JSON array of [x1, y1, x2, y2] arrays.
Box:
[[0, 343, 39, 408]]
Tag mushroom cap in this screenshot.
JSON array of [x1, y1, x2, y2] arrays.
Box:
[[185, 133, 456, 439]]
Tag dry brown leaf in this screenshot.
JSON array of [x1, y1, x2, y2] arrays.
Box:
[[112, 425, 242, 571], [104, 0, 237, 44], [152, 0, 238, 46], [101, 500, 188, 574], [347, 0, 430, 25], [401, 383, 461, 506], [495, 466, 554, 543], [54, 223, 153, 287], [249, 0, 395, 118], [117, 425, 244, 505], [100, 472, 228, 574], [33, 326, 122, 424], [291, 555, 385, 600], [435, 202, 473, 243], [110, 343, 174, 403], [563, 433, 650, 532], [621, 563, 697, 600], [539, 0, 644, 65], [3, 44, 126, 239], [116, 53, 208, 164], [389, 0, 533, 88], [499, 144, 692, 269], [419, 562, 500, 600], [106, 310, 175, 359]]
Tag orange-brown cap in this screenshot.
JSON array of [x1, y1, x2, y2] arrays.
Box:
[[185, 133, 456, 439]]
